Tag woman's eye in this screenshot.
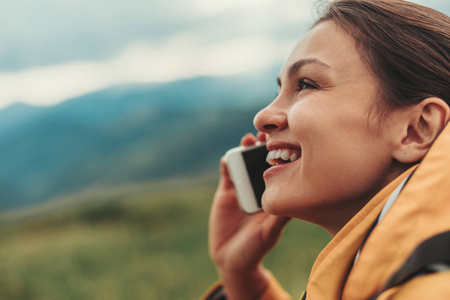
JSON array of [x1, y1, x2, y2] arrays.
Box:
[[296, 78, 318, 91]]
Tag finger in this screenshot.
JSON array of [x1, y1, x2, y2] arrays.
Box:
[[257, 132, 267, 143], [218, 157, 234, 190], [240, 133, 257, 146]]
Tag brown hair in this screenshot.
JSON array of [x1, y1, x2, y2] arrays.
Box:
[[314, 0, 450, 115]]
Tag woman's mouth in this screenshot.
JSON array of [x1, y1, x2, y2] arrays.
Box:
[[266, 148, 302, 166]]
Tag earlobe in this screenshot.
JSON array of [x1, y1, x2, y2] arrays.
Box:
[[393, 98, 450, 164]]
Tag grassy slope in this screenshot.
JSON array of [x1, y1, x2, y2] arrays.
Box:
[[0, 182, 330, 300]]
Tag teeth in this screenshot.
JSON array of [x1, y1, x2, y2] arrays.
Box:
[[266, 148, 301, 166], [267, 150, 276, 160], [275, 149, 282, 159], [280, 150, 290, 160], [289, 153, 298, 162]]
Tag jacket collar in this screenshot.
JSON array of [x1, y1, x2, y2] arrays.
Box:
[[306, 167, 416, 300]]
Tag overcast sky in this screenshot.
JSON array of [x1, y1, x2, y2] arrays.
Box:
[[0, 0, 448, 110]]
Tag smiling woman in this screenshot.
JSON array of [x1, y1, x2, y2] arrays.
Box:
[[254, 20, 410, 235], [204, 0, 450, 299]]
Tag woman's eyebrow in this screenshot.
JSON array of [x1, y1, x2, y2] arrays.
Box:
[[277, 58, 332, 87]]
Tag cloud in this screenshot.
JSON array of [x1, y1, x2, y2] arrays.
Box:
[[0, 0, 446, 110], [191, 0, 312, 20], [0, 0, 315, 109], [0, 0, 314, 71], [0, 0, 205, 70], [0, 36, 295, 109]]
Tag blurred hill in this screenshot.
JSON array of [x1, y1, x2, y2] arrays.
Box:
[[0, 67, 279, 210], [0, 181, 329, 299]]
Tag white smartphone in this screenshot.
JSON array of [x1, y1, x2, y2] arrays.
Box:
[[225, 143, 270, 214]]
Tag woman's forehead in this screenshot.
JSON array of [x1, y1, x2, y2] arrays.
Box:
[[279, 21, 367, 80]]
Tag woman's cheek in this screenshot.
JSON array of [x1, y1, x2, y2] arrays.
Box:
[[288, 102, 319, 139], [288, 104, 305, 131]]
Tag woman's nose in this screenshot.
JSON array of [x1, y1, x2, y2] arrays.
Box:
[[254, 102, 288, 134]]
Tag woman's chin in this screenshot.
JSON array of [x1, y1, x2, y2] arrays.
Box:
[[261, 193, 285, 216]]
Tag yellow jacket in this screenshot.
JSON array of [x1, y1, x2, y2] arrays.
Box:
[[204, 125, 450, 300]]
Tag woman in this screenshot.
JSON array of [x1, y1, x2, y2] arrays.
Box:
[[204, 0, 450, 299]]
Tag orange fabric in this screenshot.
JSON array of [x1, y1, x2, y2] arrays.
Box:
[[342, 124, 450, 299], [200, 271, 292, 300], [305, 167, 414, 300], [376, 272, 450, 300]]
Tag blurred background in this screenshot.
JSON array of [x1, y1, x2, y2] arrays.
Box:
[[0, 0, 448, 299]]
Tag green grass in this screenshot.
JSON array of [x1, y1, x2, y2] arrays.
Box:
[[0, 182, 330, 300]]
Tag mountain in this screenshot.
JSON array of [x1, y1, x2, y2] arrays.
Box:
[[0, 67, 280, 210]]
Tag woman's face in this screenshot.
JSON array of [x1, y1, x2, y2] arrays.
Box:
[[254, 21, 405, 233]]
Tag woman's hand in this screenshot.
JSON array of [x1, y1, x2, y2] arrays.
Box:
[[209, 133, 291, 300]]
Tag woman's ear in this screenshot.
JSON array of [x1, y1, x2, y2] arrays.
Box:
[[393, 97, 450, 164]]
